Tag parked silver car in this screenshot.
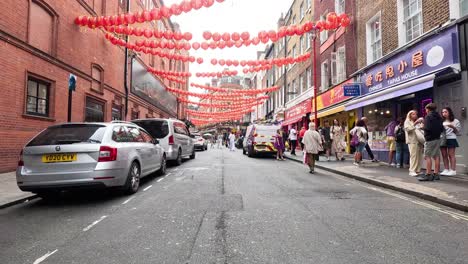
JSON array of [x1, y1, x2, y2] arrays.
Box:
[[17, 122, 166, 197], [132, 118, 195, 165], [193, 133, 208, 151]]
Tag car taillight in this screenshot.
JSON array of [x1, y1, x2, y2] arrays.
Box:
[[98, 146, 117, 162], [168, 135, 175, 145], [18, 149, 24, 167]]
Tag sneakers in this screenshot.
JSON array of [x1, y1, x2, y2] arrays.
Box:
[[440, 169, 450, 176], [446, 170, 457, 176], [433, 173, 441, 181], [418, 174, 434, 181], [390, 163, 396, 167], [396, 164, 402, 168], [409, 172, 419, 177], [372, 159, 379, 162], [353, 162, 360, 166]]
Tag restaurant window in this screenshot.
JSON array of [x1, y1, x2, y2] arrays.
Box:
[[399, 0, 423, 45], [85, 97, 105, 122], [91, 65, 104, 92], [29, 1, 56, 54], [26, 77, 50, 117]]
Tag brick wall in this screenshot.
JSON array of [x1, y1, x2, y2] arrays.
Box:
[[356, 0, 451, 70]]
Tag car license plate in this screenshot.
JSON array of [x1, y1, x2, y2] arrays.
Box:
[[42, 153, 77, 163]]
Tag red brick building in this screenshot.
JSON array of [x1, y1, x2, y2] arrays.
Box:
[[0, 0, 189, 172]]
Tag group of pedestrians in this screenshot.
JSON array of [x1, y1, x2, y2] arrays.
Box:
[[349, 103, 461, 182]]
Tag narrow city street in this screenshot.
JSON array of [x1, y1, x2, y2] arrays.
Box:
[[1, 148, 467, 264]]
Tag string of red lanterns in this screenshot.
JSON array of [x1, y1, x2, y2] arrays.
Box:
[[190, 83, 280, 95], [195, 70, 238, 78], [74, 0, 225, 28], [147, 67, 191, 77], [178, 97, 266, 108], [187, 108, 254, 118], [166, 86, 268, 101]]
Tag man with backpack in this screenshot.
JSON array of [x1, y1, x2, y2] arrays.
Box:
[[395, 118, 409, 168]]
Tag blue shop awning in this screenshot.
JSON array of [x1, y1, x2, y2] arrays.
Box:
[[345, 74, 436, 111]]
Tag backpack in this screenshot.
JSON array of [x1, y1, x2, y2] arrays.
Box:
[[395, 126, 405, 143], [350, 133, 359, 147]]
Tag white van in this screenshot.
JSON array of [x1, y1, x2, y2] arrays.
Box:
[[133, 119, 195, 165]]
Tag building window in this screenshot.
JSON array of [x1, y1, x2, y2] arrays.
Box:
[[26, 77, 50, 117], [321, 60, 330, 92], [306, 0, 311, 10], [292, 15, 296, 25], [337, 46, 346, 83], [300, 2, 305, 20], [112, 105, 122, 121], [85, 97, 105, 122], [131, 110, 139, 120], [367, 13, 382, 64], [306, 67, 312, 90], [461, 0, 468, 16], [320, 12, 329, 44], [292, 45, 297, 58], [298, 73, 304, 94], [399, 0, 423, 44], [91, 65, 104, 92], [299, 36, 304, 55], [119, 0, 127, 12], [335, 0, 345, 13], [29, 1, 56, 55], [305, 33, 311, 50]]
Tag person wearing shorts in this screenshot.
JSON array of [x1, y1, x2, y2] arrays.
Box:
[[420, 103, 444, 182]]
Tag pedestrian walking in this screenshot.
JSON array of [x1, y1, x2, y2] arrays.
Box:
[[440, 107, 461, 176], [302, 123, 323, 174], [350, 120, 367, 166], [217, 134, 223, 149], [385, 119, 399, 166], [321, 120, 332, 161], [420, 103, 444, 181], [289, 125, 298, 155], [274, 129, 285, 160], [361, 117, 378, 162], [299, 125, 307, 150], [228, 131, 236, 152], [395, 118, 409, 169], [404, 110, 424, 177], [330, 119, 345, 161]]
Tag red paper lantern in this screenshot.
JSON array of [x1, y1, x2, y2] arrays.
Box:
[[160, 6, 172, 18], [268, 30, 277, 40], [222, 32, 230, 41], [144, 29, 153, 38], [201, 42, 209, 50], [150, 9, 160, 20], [212, 32, 221, 41], [182, 0, 192, 12], [261, 37, 269, 44], [211, 58, 218, 65], [167, 42, 175, 49], [196, 73, 201, 77], [252, 37, 260, 45], [134, 28, 143, 37], [203, 31, 212, 40], [219, 59, 225, 66], [341, 16, 351, 27], [164, 30, 174, 39], [204, 0, 215, 8], [125, 13, 135, 24], [184, 32, 193, 41], [117, 14, 125, 25], [197, 58, 204, 64], [189, 56, 196, 63], [231, 32, 240, 41], [240, 31, 250, 41], [192, 0, 203, 10], [174, 32, 183, 41], [232, 60, 239, 67], [240, 60, 247, 67], [192, 42, 201, 50], [184, 43, 191, 50], [235, 41, 243, 48], [226, 60, 232, 66], [74, 16, 82, 25], [80, 16, 88, 26]]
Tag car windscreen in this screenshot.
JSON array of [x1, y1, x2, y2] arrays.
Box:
[[133, 120, 169, 139], [27, 124, 107, 146], [256, 127, 279, 137]]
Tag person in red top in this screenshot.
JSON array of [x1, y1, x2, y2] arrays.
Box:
[[299, 125, 307, 151]]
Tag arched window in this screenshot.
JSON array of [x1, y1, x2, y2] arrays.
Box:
[[91, 64, 104, 92], [28, 0, 57, 54]]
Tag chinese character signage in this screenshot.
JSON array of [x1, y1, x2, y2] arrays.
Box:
[[361, 26, 459, 95], [343, 84, 361, 96]]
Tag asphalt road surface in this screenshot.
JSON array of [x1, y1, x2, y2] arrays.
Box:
[[1, 148, 468, 264]]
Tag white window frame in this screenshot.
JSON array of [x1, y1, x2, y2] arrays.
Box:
[[397, 0, 423, 46], [335, 0, 345, 14], [321, 60, 329, 92], [306, 67, 312, 90], [299, 36, 304, 55], [320, 12, 329, 44], [331, 52, 337, 85], [366, 12, 382, 64], [337, 46, 346, 83], [306, 0, 312, 11]]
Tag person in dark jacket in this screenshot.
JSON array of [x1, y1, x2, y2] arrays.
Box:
[[361, 117, 378, 162], [420, 103, 444, 181]]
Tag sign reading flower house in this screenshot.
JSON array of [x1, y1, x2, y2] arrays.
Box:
[[361, 26, 459, 96]]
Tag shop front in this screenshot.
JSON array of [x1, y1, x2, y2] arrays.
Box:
[[283, 99, 311, 131], [314, 78, 357, 153], [345, 25, 461, 162]]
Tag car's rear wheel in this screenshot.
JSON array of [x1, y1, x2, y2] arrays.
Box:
[[157, 155, 167, 176], [124, 161, 140, 194], [247, 147, 255, 158], [190, 149, 196, 159]]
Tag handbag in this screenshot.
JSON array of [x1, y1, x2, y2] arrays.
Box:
[[415, 128, 425, 144]]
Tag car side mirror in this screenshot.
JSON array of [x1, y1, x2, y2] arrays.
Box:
[[153, 139, 159, 145]]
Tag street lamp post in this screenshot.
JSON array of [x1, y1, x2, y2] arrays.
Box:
[[310, 30, 318, 129]]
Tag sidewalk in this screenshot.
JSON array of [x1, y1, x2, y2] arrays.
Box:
[[284, 150, 468, 212], [0, 172, 37, 209]]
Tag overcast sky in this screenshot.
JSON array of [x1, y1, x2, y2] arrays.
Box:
[[164, 0, 294, 91]]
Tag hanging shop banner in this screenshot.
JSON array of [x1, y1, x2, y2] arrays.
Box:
[[316, 79, 354, 111], [131, 59, 177, 117], [361, 26, 459, 96], [285, 99, 311, 124]]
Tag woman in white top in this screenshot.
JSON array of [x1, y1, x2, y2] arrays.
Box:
[[350, 119, 368, 166], [440, 107, 461, 176], [228, 132, 236, 152]]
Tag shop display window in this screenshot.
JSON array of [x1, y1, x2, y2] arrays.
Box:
[[363, 102, 394, 151]]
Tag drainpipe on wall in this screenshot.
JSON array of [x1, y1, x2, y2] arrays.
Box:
[[123, 0, 130, 120]]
